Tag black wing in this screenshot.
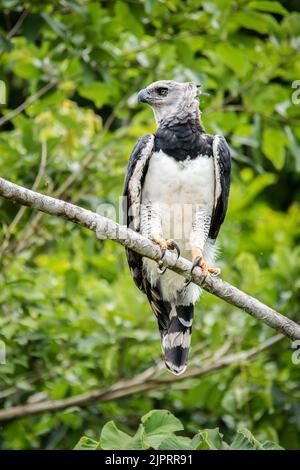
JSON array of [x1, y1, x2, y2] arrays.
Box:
[[209, 135, 231, 240], [123, 134, 154, 292]]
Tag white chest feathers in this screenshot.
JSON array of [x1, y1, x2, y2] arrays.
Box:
[[142, 150, 215, 209], [141, 151, 216, 303]]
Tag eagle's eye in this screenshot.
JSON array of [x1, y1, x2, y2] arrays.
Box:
[[156, 87, 168, 97]]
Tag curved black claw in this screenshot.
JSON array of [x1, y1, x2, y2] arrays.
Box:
[[157, 260, 167, 275], [158, 241, 181, 275], [160, 241, 181, 261], [170, 240, 181, 260], [183, 256, 201, 288], [191, 256, 201, 273]]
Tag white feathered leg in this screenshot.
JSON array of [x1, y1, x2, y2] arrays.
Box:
[[189, 209, 220, 277], [140, 200, 180, 274]]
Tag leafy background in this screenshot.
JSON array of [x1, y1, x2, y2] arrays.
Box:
[[0, 0, 299, 450]]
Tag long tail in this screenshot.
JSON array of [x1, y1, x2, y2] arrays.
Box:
[[161, 303, 194, 375], [143, 280, 194, 375]]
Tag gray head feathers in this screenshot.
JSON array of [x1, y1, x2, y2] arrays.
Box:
[[137, 80, 203, 126]]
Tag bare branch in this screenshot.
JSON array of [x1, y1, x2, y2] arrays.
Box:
[[0, 334, 283, 422], [0, 176, 299, 342]]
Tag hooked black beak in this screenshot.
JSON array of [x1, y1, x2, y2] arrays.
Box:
[[196, 85, 210, 98], [137, 88, 149, 103]]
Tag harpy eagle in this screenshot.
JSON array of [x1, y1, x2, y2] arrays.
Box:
[[123, 80, 231, 375]]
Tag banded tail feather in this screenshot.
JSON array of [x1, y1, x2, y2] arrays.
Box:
[[161, 303, 194, 375], [145, 282, 194, 375]]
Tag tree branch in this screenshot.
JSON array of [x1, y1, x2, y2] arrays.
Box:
[[0, 176, 299, 341], [0, 334, 283, 422]]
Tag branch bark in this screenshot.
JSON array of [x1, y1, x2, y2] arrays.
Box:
[[0, 176, 299, 341], [0, 334, 283, 422]]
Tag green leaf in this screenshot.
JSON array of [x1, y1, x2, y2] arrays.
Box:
[[14, 61, 40, 80], [142, 409, 183, 435], [230, 172, 277, 212], [158, 435, 194, 450], [261, 440, 284, 450], [263, 128, 287, 170], [232, 10, 278, 34], [64, 269, 79, 298], [74, 436, 100, 450], [216, 44, 251, 77], [244, 85, 290, 115], [41, 13, 67, 38], [63, 0, 88, 15], [0, 80, 6, 105], [285, 126, 300, 173], [230, 428, 262, 450], [100, 422, 144, 450], [114, 1, 144, 37], [248, 1, 287, 15], [141, 410, 184, 449], [78, 82, 112, 108], [193, 428, 224, 450]]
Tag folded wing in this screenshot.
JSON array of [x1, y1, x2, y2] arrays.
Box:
[[210, 135, 231, 240]]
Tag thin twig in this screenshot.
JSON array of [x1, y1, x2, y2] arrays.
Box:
[[6, 9, 30, 40], [0, 8, 31, 56]]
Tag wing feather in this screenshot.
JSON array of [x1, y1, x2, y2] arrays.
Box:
[[209, 135, 231, 240], [123, 134, 154, 292]]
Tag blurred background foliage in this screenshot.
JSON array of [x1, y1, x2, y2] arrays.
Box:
[[0, 0, 299, 450]]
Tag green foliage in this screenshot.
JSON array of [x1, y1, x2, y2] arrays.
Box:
[[74, 410, 283, 450], [0, 79, 5, 104], [0, 0, 299, 451]]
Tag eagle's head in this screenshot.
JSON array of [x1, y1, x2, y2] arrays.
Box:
[[137, 80, 202, 125]]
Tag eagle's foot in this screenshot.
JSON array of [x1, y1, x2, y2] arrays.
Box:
[[191, 255, 221, 277], [184, 250, 221, 287], [149, 236, 180, 275]]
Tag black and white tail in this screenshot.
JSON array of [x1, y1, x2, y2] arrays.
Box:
[[161, 303, 194, 375], [143, 282, 194, 375]]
